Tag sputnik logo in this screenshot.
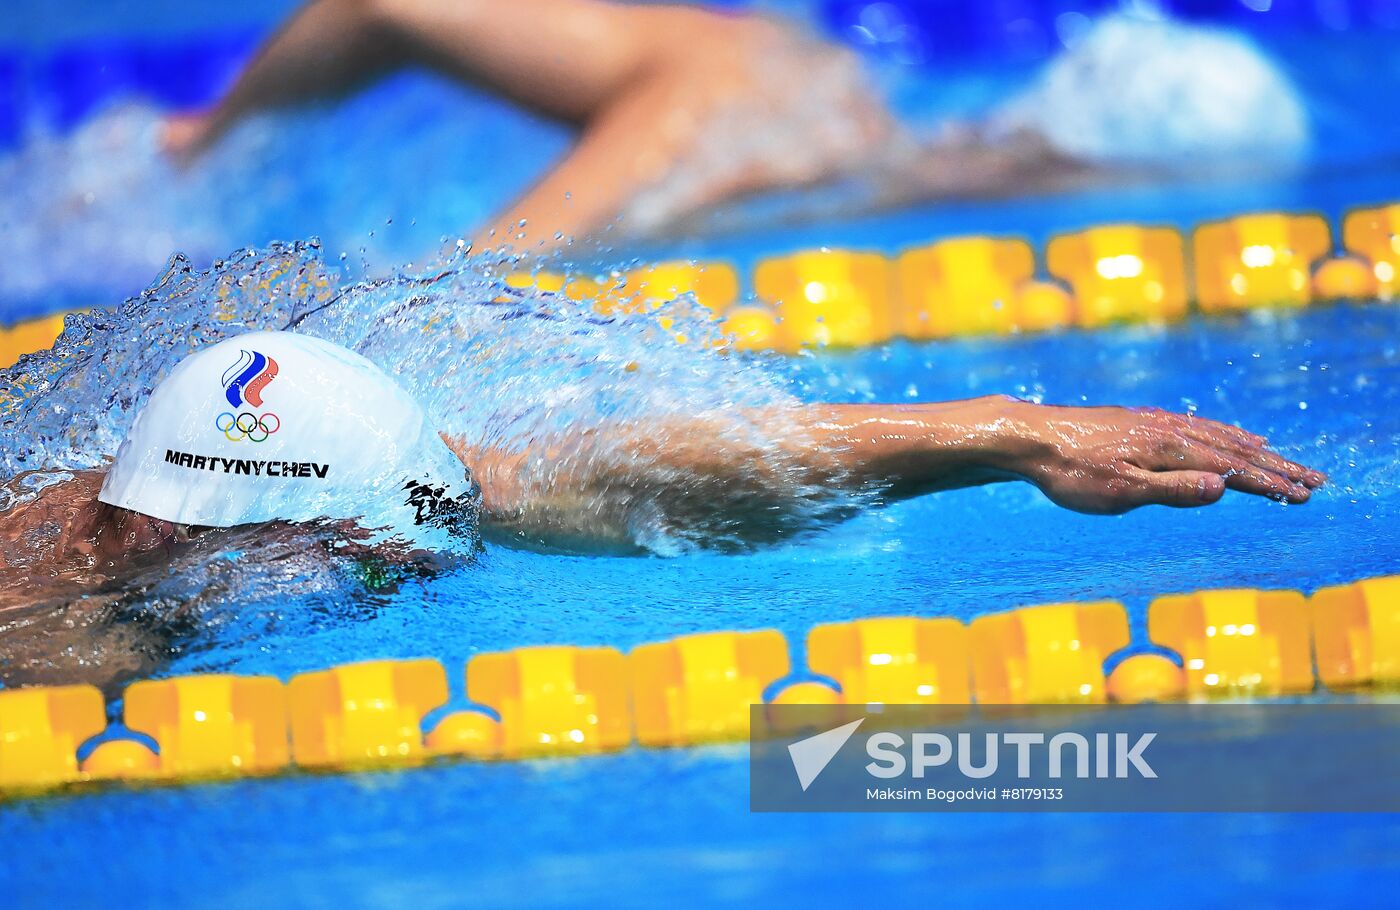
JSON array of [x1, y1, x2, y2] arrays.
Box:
[[788, 718, 864, 791]]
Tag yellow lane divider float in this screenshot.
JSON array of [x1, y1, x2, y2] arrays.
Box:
[[897, 236, 1044, 338], [970, 601, 1129, 704], [1149, 588, 1314, 696], [1193, 212, 1332, 313], [489, 204, 1398, 356], [1342, 204, 1400, 298], [1, 572, 1397, 799], [4, 203, 1398, 368], [0, 311, 77, 369], [470, 645, 630, 758], [512, 203, 1398, 353], [630, 630, 789, 747], [1046, 225, 1188, 328]]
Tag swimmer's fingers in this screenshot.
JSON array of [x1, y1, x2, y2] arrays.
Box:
[[1230, 443, 1326, 489], [1130, 405, 1314, 482], [1237, 442, 1321, 490], [1165, 412, 1325, 488], [1170, 422, 1326, 488], [1142, 437, 1312, 504], [1146, 407, 1268, 449]]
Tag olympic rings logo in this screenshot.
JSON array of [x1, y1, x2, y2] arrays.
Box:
[[216, 411, 281, 443]]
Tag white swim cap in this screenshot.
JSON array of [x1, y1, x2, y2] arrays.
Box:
[[99, 331, 476, 529]]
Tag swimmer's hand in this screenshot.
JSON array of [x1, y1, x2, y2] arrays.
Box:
[[997, 400, 1325, 513]]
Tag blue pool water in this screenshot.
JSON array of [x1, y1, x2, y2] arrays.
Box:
[[4, 3, 1400, 907], [5, 295, 1400, 908]]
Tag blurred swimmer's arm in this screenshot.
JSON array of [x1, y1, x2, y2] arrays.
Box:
[[165, 0, 407, 158], [162, 0, 672, 158], [447, 397, 1324, 552], [161, 0, 890, 246]]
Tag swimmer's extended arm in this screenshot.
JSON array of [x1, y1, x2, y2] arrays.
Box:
[[450, 396, 1324, 553]]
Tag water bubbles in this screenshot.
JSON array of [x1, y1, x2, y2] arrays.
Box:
[[2, 239, 832, 559]]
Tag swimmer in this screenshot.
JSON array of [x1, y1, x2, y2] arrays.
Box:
[[2, 331, 1322, 684], [162, 2, 1306, 249]]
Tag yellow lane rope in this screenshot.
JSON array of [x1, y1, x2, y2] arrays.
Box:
[[0, 574, 1394, 797]]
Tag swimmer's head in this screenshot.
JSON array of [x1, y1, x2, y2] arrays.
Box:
[[990, 13, 1308, 169], [99, 331, 477, 531]]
